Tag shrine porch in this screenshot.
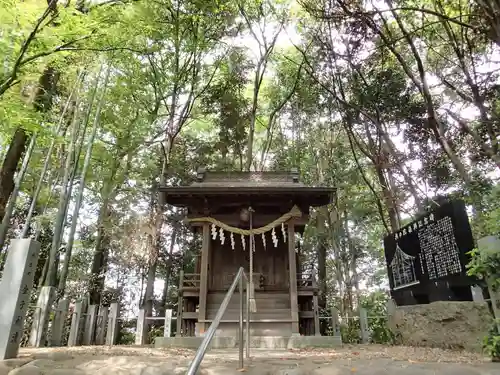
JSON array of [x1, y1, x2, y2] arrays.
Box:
[[178, 291, 320, 337]]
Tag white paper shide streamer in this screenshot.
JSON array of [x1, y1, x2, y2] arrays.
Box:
[[211, 223, 217, 240], [281, 222, 286, 243], [271, 227, 278, 248], [230, 232, 235, 250], [219, 227, 225, 245]]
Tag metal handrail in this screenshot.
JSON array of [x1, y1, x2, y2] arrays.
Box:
[[186, 267, 250, 375]]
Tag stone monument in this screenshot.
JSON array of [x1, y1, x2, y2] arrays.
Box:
[[383, 200, 477, 306], [0, 239, 40, 359]]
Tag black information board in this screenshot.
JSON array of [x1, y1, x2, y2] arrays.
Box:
[[383, 200, 476, 305]]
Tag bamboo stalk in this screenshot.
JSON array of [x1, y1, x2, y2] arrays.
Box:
[[20, 71, 85, 238], [58, 64, 110, 296]]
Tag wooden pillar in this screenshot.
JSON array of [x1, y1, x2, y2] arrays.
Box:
[[312, 298, 321, 336], [287, 220, 299, 335], [176, 270, 184, 337], [311, 270, 320, 336], [198, 223, 210, 336]]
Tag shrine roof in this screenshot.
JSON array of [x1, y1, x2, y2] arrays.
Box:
[[159, 168, 335, 208]]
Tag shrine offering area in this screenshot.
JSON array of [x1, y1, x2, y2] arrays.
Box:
[[0, 345, 498, 375]]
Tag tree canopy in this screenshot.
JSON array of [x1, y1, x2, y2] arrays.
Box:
[[0, 0, 499, 341]]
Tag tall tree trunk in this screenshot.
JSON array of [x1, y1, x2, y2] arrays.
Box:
[[33, 247, 49, 289], [0, 66, 60, 220], [314, 155, 328, 310], [89, 196, 112, 305], [158, 226, 178, 317], [326, 197, 348, 317], [0, 129, 27, 221], [374, 164, 400, 232], [143, 138, 171, 326], [0, 133, 37, 260], [58, 68, 105, 297], [45, 91, 82, 287], [316, 214, 327, 310], [88, 157, 122, 305], [87, 93, 133, 305], [21, 72, 84, 238]]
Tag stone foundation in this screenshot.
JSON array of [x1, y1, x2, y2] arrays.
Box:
[[392, 301, 492, 352], [154, 335, 342, 349]]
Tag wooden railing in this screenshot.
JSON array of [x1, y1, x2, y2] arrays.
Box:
[[297, 273, 316, 289], [183, 273, 201, 289]]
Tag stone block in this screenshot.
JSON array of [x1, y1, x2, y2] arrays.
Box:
[[27, 360, 54, 368], [0, 363, 11, 375], [28, 286, 56, 347], [105, 303, 119, 346], [67, 301, 85, 347], [287, 335, 342, 349], [154, 335, 343, 350], [154, 337, 203, 349], [0, 359, 32, 368], [8, 366, 42, 375], [83, 304, 98, 345], [135, 308, 147, 345], [0, 239, 40, 359], [51, 299, 70, 346], [95, 306, 108, 345], [164, 309, 172, 338], [45, 370, 85, 375], [392, 301, 492, 352], [248, 336, 288, 349]]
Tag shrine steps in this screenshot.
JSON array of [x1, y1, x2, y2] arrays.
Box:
[[205, 310, 292, 321], [206, 293, 291, 313], [205, 292, 292, 337], [200, 318, 293, 323], [206, 321, 293, 337]]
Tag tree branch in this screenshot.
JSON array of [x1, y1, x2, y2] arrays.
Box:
[[0, 0, 57, 96]]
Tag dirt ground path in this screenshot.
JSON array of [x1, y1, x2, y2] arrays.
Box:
[[0, 344, 496, 374]]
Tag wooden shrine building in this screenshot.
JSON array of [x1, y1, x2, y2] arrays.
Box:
[[160, 168, 334, 338]]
